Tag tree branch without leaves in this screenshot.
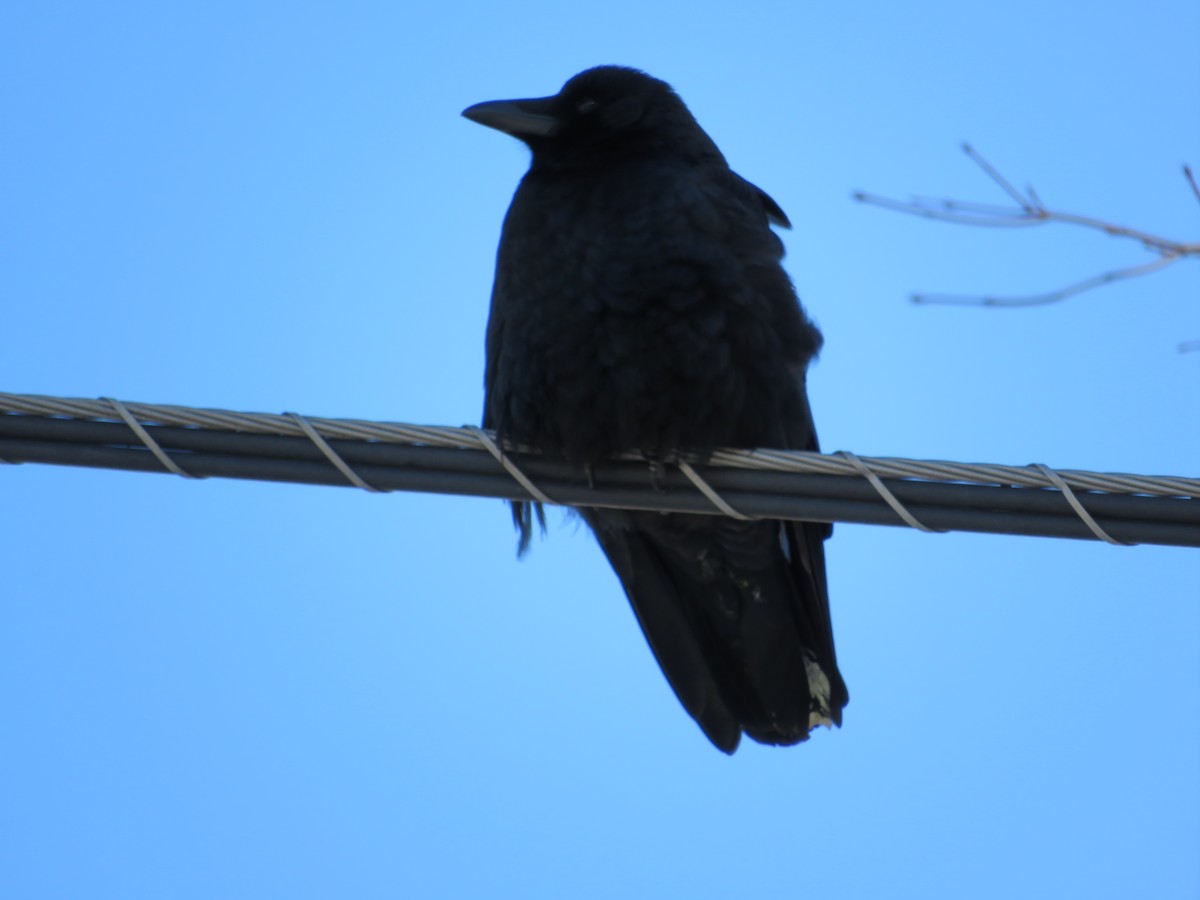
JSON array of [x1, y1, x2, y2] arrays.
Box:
[[855, 145, 1199, 349]]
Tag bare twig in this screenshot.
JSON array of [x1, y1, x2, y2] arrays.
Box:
[[962, 142, 1033, 210], [856, 144, 1199, 309], [1184, 165, 1200, 206], [913, 254, 1183, 308], [852, 192, 1042, 228]]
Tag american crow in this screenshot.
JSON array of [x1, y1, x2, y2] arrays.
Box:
[[463, 66, 848, 753]]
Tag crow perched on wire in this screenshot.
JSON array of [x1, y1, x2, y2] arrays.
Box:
[[463, 66, 847, 753]]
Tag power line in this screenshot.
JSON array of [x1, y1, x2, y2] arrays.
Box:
[[1, 392, 1197, 548]]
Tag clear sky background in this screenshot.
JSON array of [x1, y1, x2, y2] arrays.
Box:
[[2, 3, 1198, 898]]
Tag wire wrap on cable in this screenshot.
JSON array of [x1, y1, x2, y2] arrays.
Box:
[[467, 426, 555, 506], [1030, 462, 1128, 546], [102, 396, 200, 480], [678, 460, 753, 520], [286, 412, 383, 493], [836, 450, 943, 533]]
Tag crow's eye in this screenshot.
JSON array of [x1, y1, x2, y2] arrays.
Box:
[[576, 98, 599, 114]]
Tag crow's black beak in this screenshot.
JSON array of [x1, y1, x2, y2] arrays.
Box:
[[462, 98, 560, 138]]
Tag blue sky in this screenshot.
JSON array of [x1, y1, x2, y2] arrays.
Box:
[[2, 2, 1197, 898]]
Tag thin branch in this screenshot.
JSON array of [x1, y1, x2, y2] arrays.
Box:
[[853, 192, 1042, 228], [855, 145, 1199, 309], [962, 142, 1033, 210], [1184, 165, 1200, 206], [1039, 210, 1189, 255], [914, 253, 1183, 307]]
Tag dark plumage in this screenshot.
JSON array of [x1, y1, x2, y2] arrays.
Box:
[[463, 66, 848, 753]]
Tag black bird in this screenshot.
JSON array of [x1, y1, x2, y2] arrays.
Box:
[[463, 66, 848, 753]]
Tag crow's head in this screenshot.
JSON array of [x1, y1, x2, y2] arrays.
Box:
[[462, 66, 722, 169]]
